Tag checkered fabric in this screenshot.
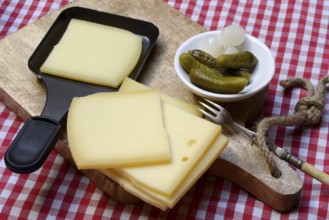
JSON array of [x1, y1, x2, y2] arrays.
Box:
[[1, 0, 329, 219]]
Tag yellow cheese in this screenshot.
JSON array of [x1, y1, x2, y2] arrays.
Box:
[[40, 19, 142, 88], [112, 102, 221, 197], [103, 169, 168, 210], [67, 91, 171, 169], [101, 134, 228, 210], [120, 77, 202, 117]]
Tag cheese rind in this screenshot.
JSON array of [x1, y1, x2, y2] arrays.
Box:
[[113, 102, 221, 197], [67, 91, 171, 169], [119, 77, 202, 117], [40, 19, 142, 88]]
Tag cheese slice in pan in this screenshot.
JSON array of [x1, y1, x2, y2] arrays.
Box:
[[119, 77, 202, 117], [40, 19, 142, 88], [101, 134, 228, 210], [67, 91, 171, 169], [112, 102, 221, 197]]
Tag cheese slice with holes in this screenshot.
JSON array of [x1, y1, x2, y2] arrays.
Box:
[[67, 91, 171, 169], [101, 134, 228, 210], [112, 102, 221, 197], [119, 77, 202, 116], [40, 19, 142, 88]]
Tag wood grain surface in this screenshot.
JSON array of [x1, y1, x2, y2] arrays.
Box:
[[0, 0, 303, 212]]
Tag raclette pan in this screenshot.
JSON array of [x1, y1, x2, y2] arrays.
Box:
[[5, 7, 159, 174]]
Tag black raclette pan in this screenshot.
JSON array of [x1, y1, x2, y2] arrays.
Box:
[[5, 7, 159, 174]]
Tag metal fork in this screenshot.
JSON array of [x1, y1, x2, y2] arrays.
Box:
[[199, 98, 329, 185], [199, 99, 258, 143]]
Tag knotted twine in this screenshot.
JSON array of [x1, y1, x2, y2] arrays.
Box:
[[256, 75, 329, 178]]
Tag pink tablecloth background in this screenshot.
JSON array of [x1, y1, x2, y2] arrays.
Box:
[[1, 0, 329, 219]]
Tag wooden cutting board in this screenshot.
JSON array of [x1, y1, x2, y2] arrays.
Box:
[[0, 0, 302, 212]]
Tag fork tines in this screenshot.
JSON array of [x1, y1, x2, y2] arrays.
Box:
[[198, 99, 221, 119], [200, 99, 223, 110]]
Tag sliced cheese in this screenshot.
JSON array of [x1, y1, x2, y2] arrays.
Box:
[[101, 134, 228, 210], [120, 77, 202, 117], [103, 169, 167, 210], [112, 102, 221, 197], [41, 19, 142, 88], [67, 91, 171, 169]]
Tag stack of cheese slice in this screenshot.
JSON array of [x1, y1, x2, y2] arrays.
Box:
[[67, 78, 228, 210]]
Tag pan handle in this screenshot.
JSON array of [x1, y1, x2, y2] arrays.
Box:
[[5, 116, 62, 174]]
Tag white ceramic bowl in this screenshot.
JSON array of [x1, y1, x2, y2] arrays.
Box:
[[174, 31, 275, 102]]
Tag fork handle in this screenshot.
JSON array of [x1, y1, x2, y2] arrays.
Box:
[[268, 138, 329, 186], [264, 138, 329, 186], [301, 162, 329, 186], [230, 122, 329, 186]]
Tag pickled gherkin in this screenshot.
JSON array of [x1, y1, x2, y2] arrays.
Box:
[[217, 51, 258, 69], [226, 69, 251, 80], [188, 49, 226, 72], [179, 53, 224, 77], [190, 68, 248, 94], [179, 49, 257, 94], [179, 53, 198, 73]]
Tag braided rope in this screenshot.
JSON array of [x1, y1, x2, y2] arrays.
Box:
[[256, 75, 329, 178]]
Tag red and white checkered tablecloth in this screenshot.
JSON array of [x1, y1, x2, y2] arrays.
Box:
[[1, 0, 329, 219]]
